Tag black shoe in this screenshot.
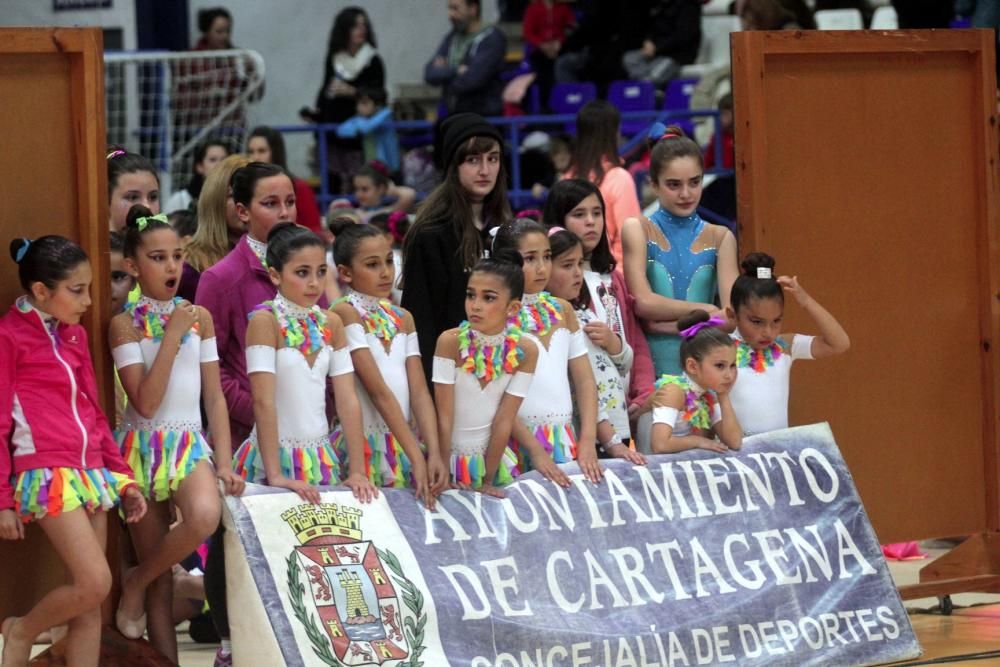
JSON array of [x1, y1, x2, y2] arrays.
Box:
[[188, 613, 221, 644]]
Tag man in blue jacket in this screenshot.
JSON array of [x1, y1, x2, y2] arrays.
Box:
[[425, 0, 507, 117]]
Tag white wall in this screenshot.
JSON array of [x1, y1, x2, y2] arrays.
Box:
[[188, 0, 499, 175], [0, 0, 138, 49]]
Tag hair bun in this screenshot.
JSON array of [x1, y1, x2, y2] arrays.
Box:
[[677, 308, 711, 332], [266, 221, 300, 244], [740, 252, 776, 277], [491, 247, 524, 268], [125, 204, 154, 230], [9, 238, 32, 263]]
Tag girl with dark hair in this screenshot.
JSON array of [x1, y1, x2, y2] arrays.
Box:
[[331, 225, 445, 503], [197, 7, 233, 49], [543, 178, 655, 422], [0, 236, 146, 667], [545, 228, 645, 465], [109, 206, 242, 661], [350, 162, 417, 223], [108, 147, 161, 232], [401, 113, 510, 384], [246, 126, 323, 234], [304, 6, 385, 192], [727, 253, 849, 436], [432, 251, 539, 495], [164, 138, 230, 214], [233, 223, 376, 502], [491, 219, 602, 486], [621, 124, 739, 377], [562, 100, 641, 268], [647, 310, 742, 453]]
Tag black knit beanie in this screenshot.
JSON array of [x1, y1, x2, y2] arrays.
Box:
[[435, 113, 504, 170]]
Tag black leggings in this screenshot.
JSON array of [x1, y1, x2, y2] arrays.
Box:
[[204, 524, 229, 639]]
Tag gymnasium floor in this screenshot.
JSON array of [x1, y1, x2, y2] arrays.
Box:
[[9, 544, 1000, 666]]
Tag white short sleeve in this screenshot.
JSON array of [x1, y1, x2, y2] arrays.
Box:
[[199, 336, 219, 363], [791, 334, 815, 361], [652, 406, 679, 428], [344, 323, 369, 352], [506, 371, 533, 398], [329, 346, 354, 377], [405, 332, 421, 358], [111, 342, 144, 370], [432, 356, 456, 385], [246, 345, 276, 374], [710, 400, 722, 425], [569, 329, 588, 359]]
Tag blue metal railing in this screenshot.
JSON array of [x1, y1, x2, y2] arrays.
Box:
[[271, 108, 733, 212]]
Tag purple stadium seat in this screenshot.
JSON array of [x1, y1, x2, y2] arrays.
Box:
[[663, 77, 699, 137], [548, 82, 597, 131], [608, 80, 655, 137]]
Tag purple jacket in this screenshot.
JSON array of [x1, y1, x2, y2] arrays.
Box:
[[195, 236, 276, 444]]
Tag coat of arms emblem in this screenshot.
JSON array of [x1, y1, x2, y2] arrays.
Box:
[[282, 503, 427, 666]]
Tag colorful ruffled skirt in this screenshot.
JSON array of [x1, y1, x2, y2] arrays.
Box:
[[515, 420, 578, 472], [116, 428, 212, 501], [451, 445, 520, 488], [14, 467, 132, 521], [233, 431, 342, 486], [334, 426, 421, 488]]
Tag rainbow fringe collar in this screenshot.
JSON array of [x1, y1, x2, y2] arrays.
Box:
[[337, 291, 405, 342], [734, 338, 789, 373], [252, 295, 331, 356], [514, 291, 562, 337], [655, 374, 717, 431], [128, 296, 199, 344], [458, 321, 525, 382]]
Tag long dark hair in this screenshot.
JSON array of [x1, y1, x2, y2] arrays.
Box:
[[403, 136, 510, 277], [542, 178, 615, 274], [569, 100, 621, 186], [327, 7, 377, 56], [247, 126, 287, 171]]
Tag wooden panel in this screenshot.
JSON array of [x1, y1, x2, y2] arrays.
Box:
[[733, 30, 1000, 543], [0, 27, 109, 620]]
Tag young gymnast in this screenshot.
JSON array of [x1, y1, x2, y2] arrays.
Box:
[[1, 236, 146, 667], [648, 310, 743, 454], [545, 227, 645, 465], [432, 252, 539, 496], [331, 224, 446, 505], [492, 219, 603, 486], [728, 253, 850, 435], [109, 207, 243, 660], [232, 223, 377, 503], [621, 124, 739, 376]]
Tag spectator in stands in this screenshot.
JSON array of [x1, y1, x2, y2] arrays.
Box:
[[302, 7, 385, 194], [523, 0, 577, 111], [246, 126, 323, 235], [181, 154, 252, 301], [622, 0, 702, 87], [401, 113, 510, 383], [563, 101, 641, 270], [164, 137, 230, 214], [556, 0, 651, 92], [704, 93, 734, 171], [196, 7, 233, 50], [336, 87, 401, 173], [351, 162, 417, 222], [424, 0, 508, 117], [740, 0, 803, 29], [108, 148, 160, 232]]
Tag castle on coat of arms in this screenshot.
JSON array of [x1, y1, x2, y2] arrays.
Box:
[[281, 503, 363, 543]]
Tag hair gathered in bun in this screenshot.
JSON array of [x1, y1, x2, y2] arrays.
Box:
[[265, 222, 324, 272], [678, 309, 732, 364], [648, 122, 704, 182], [732, 252, 784, 312], [10, 235, 88, 291], [122, 204, 173, 258], [473, 248, 524, 299]]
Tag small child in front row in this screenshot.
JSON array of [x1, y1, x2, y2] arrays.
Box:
[[545, 227, 645, 465], [727, 252, 850, 436], [1, 236, 147, 667], [331, 224, 446, 506], [109, 207, 243, 660], [491, 219, 603, 486], [433, 252, 539, 496], [232, 223, 377, 504], [649, 310, 743, 454]]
